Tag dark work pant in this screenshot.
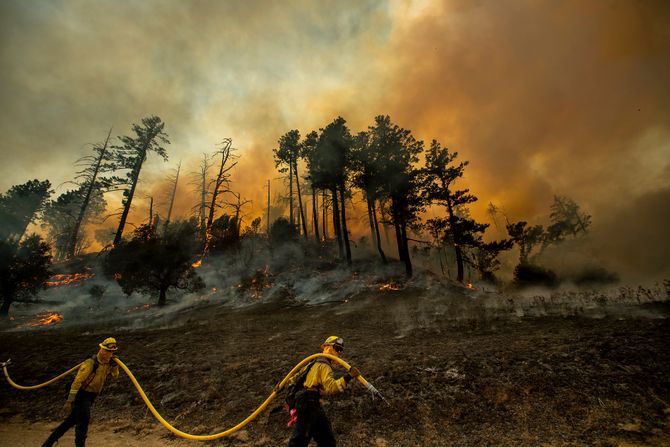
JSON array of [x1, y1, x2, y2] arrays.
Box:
[[288, 398, 336, 447], [43, 391, 97, 447]]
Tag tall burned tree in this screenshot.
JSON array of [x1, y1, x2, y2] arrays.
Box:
[[163, 161, 181, 234], [189, 153, 213, 242], [206, 139, 237, 246], [422, 140, 487, 283], [112, 116, 169, 247], [372, 115, 423, 277], [67, 128, 114, 258], [312, 117, 353, 264], [274, 130, 308, 239], [302, 130, 321, 243], [0, 179, 52, 241], [351, 130, 387, 263]]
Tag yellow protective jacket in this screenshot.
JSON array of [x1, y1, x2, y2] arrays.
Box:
[[303, 358, 348, 397], [67, 353, 119, 400]]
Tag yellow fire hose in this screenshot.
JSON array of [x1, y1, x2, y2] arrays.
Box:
[[2, 353, 386, 441]]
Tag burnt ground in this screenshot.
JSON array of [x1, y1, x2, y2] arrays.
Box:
[[1, 286, 669, 447]]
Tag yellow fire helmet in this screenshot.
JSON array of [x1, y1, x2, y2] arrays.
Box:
[[321, 336, 344, 352], [99, 337, 118, 351]]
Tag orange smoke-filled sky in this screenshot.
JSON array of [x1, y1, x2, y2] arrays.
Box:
[[1, 0, 669, 278]]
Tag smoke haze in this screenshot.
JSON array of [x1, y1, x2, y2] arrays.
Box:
[[1, 0, 669, 280]]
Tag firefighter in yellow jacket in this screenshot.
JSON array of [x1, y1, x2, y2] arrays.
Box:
[[42, 337, 120, 447], [288, 336, 360, 447]]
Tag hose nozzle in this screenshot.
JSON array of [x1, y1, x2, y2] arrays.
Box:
[[1, 359, 11, 368], [365, 382, 391, 406]]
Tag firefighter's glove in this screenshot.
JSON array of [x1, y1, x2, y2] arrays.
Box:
[[344, 367, 360, 383]]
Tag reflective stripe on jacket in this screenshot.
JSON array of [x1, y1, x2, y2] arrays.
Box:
[[303, 359, 347, 397]]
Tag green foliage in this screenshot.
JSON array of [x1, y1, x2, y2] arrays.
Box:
[[42, 186, 106, 260], [111, 116, 170, 246], [310, 117, 352, 189], [506, 221, 545, 264], [104, 220, 204, 306], [269, 217, 298, 246], [273, 129, 301, 173], [471, 239, 514, 283], [513, 262, 558, 289], [0, 234, 52, 315], [0, 179, 52, 241], [545, 195, 592, 245], [209, 214, 240, 252]]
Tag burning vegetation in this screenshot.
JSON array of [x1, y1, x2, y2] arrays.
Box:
[[19, 311, 64, 328], [45, 269, 94, 288]]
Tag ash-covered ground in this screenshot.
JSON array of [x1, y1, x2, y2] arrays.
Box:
[[1, 263, 669, 446]]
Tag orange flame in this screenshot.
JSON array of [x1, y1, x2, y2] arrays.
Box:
[[379, 283, 402, 292], [466, 283, 474, 289], [46, 270, 94, 287], [23, 312, 64, 328], [192, 259, 202, 268]]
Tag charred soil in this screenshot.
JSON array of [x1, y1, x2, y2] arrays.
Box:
[[1, 287, 669, 446]]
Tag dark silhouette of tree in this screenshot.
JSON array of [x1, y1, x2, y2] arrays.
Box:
[[351, 130, 387, 263], [0, 179, 52, 241], [191, 153, 212, 242], [42, 186, 106, 260], [422, 140, 486, 282], [371, 115, 423, 277], [206, 138, 237, 248], [506, 221, 545, 265], [0, 234, 52, 316], [104, 220, 204, 306], [67, 128, 114, 258], [312, 117, 353, 264], [302, 131, 321, 244], [269, 217, 299, 247], [274, 130, 308, 239], [471, 239, 513, 283], [543, 195, 591, 250], [162, 161, 181, 235], [509, 196, 591, 265], [111, 116, 169, 246], [208, 214, 241, 252]]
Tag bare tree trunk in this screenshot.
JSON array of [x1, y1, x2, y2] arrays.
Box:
[[206, 139, 235, 238], [266, 179, 271, 234], [294, 161, 308, 240], [312, 185, 320, 243], [198, 153, 211, 242], [400, 213, 413, 277], [113, 149, 146, 246], [331, 187, 343, 259], [365, 191, 376, 252], [148, 196, 154, 235], [445, 195, 464, 282], [371, 198, 387, 264], [391, 199, 404, 262], [68, 127, 111, 258], [163, 161, 180, 235], [289, 162, 294, 229], [339, 184, 351, 265], [0, 298, 11, 316], [158, 285, 168, 306], [322, 190, 328, 240]]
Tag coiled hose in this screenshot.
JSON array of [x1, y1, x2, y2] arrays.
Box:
[[3, 353, 381, 441]]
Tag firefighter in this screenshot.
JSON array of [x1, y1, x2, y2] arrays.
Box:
[[287, 336, 360, 447], [42, 337, 120, 447]]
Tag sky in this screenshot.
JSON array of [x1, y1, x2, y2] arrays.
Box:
[[1, 0, 669, 280]]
